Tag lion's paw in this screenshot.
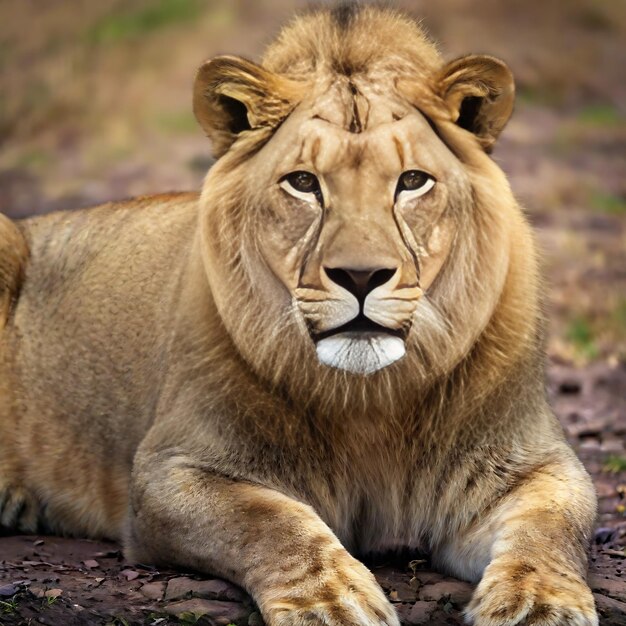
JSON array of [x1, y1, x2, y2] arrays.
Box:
[[263, 556, 399, 626], [271, 596, 399, 626], [465, 559, 598, 626], [0, 483, 39, 532]]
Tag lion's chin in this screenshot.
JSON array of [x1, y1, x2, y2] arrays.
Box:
[[315, 333, 406, 375]]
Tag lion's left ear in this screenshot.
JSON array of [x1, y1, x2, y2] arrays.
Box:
[[193, 55, 299, 157], [437, 54, 515, 151]]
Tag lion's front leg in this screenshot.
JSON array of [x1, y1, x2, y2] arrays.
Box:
[[126, 453, 399, 626], [434, 453, 598, 626]]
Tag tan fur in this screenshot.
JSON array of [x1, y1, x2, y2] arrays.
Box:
[[0, 214, 28, 330], [0, 6, 596, 626]]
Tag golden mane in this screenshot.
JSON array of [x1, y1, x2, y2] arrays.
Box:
[[196, 5, 539, 430], [263, 3, 441, 80]]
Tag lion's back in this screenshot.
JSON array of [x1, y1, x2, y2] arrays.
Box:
[[14, 192, 200, 438], [20, 192, 199, 301]]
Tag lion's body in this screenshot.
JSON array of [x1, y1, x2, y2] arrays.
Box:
[[0, 190, 538, 546], [0, 5, 597, 626]]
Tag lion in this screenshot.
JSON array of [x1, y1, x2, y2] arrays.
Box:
[[0, 5, 598, 626]]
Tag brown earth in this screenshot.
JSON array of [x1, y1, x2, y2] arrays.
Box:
[[0, 0, 625, 624]]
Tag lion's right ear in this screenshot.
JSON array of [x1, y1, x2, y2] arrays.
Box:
[[193, 55, 298, 157]]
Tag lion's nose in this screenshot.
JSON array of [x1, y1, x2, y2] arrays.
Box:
[[324, 266, 397, 303]]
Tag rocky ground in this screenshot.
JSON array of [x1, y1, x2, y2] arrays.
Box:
[[0, 0, 625, 624]]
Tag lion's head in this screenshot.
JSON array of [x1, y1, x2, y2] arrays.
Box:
[[192, 5, 535, 407]]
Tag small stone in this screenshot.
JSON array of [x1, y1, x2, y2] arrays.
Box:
[[418, 580, 473, 606], [406, 601, 438, 624], [140, 581, 166, 601], [593, 592, 626, 617], [120, 569, 140, 581], [83, 559, 99, 569], [164, 598, 250, 625], [411, 571, 443, 586], [93, 550, 122, 559], [44, 589, 63, 598], [388, 581, 417, 603], [164, 577, 198, 601], [595, 527, 618, 544], [579, 439, 601, 451], [0, 584, 18, 597], [165, 576, 245, 602]]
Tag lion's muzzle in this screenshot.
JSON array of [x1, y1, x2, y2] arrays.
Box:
[[297, 265, 421, 375]]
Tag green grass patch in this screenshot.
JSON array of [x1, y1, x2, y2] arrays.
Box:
[[88, 0, 204, 44], [590, 191, 626, 215], [13, 148, 51, 169], [516, 85, 564, 108], [38, 593, 60, 610], [155, 110, 198, 135], [577, 104, 623, 127], [575, 6, 614, 32], [603, 455, 626, 473], [104, 616, 131, 626], [0, 38, 12, 70], [612, 300, 626, 333], [565, 316, 599, 360], [0, 597, 19, 614]]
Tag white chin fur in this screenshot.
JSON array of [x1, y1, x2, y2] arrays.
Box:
[[315, 333, 406, 375]]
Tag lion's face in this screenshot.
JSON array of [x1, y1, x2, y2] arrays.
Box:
[[193, 11, 515, 380], [246, 84, 468, 374]]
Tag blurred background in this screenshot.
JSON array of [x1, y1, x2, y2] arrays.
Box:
[[1, 3, 626, 621], [0, 0, 625, 363]]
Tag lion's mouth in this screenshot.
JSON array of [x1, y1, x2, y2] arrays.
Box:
[[312, 314, 408, 375], [313, 313, 406, 343]]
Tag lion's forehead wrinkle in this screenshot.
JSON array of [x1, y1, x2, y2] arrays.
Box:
[[287, 107, 449, 179], [303, 75, 412, 132]]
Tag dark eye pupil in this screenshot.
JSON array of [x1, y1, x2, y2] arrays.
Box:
[[401, 170, 427, 190], [289, 171, 318, 193]]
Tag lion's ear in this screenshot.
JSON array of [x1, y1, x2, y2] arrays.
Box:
[[193, 55, 298, 157], [437, 54, 514, 151]]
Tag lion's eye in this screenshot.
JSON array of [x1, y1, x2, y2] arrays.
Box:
[[395, 170, 435, 201], [287, 171, 318, 193], [280, 171, 323, 205]]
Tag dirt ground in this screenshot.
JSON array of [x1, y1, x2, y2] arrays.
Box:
[[0, 0, 625, 624]]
